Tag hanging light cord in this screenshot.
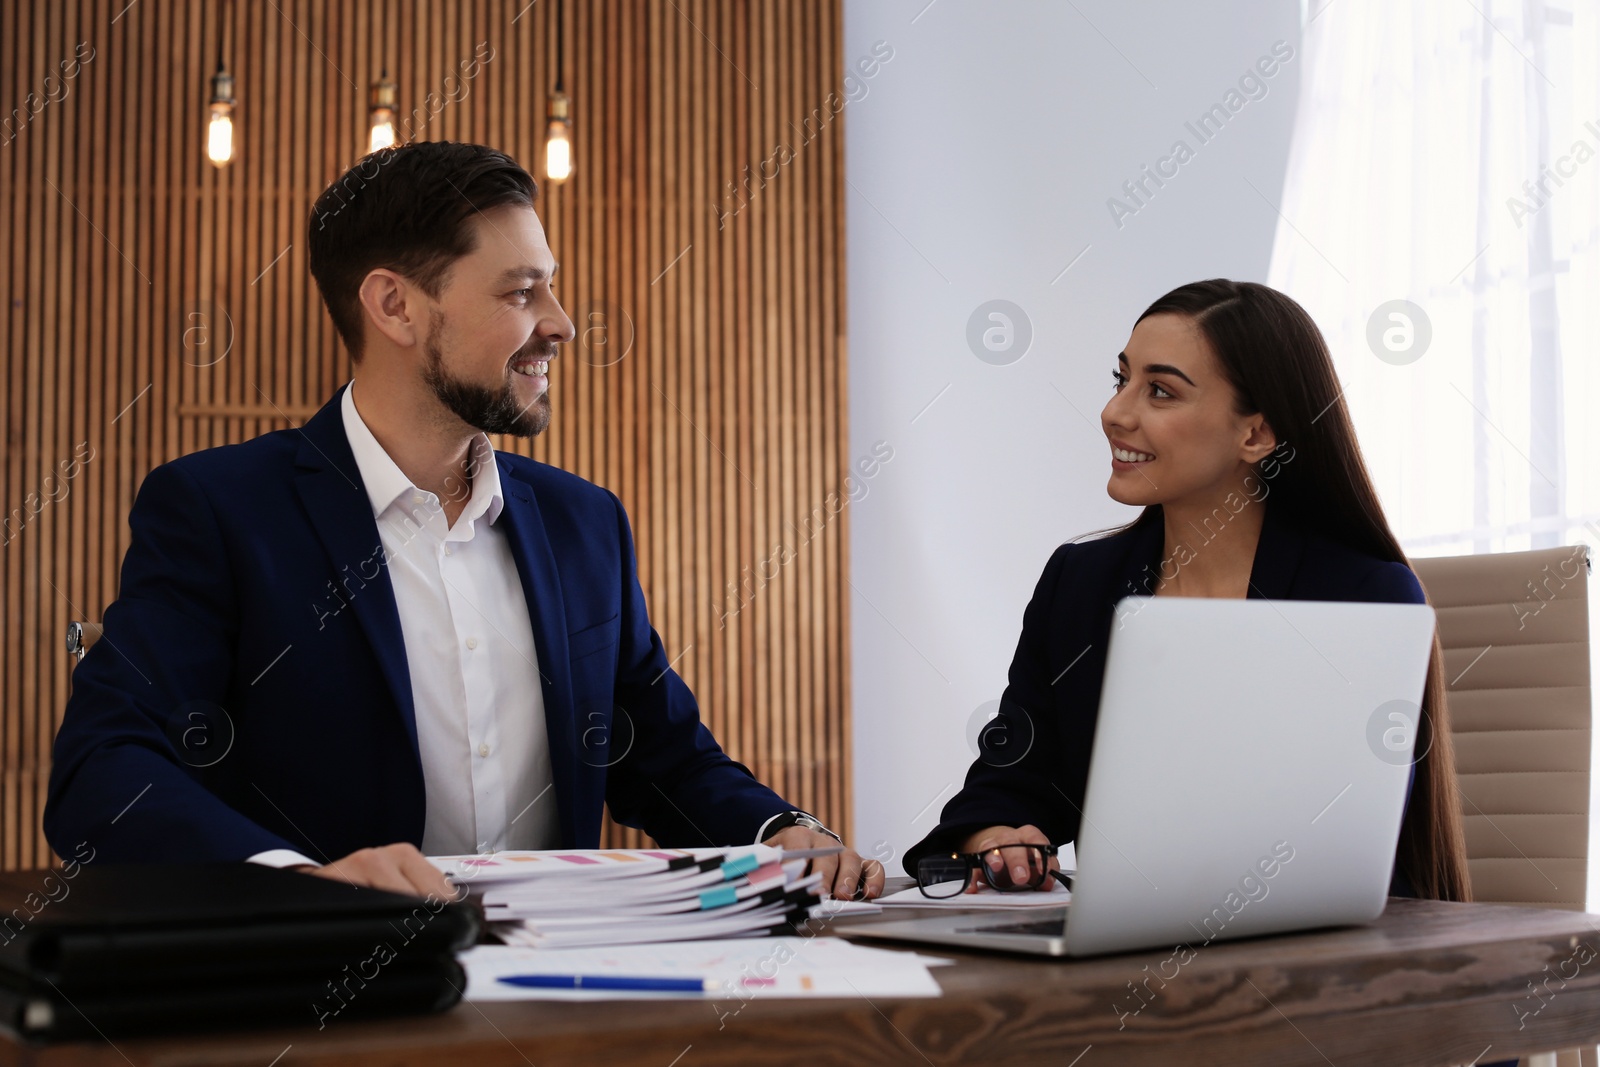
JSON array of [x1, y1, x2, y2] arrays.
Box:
[[554, 0, 564, 94]]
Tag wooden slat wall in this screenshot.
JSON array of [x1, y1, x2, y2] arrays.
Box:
[[0, 0, 850, 867]]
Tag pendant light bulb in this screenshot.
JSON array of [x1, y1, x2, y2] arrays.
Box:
[[369, 71, 398, 153], [545, 91, 572, 184], [207, 68, 236, 167]]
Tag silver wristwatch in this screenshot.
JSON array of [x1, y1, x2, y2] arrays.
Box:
[[758, 810, 843, 844]]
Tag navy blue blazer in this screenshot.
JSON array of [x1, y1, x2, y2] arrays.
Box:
[[45, 386, 793, 863], [904, 501, 1425, 898]]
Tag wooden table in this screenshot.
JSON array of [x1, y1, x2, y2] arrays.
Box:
[[5, 898, 1600, 1067]]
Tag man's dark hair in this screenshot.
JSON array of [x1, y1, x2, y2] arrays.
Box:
[[307, 141, 538, 359]]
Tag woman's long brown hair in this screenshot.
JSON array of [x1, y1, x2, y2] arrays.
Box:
[[1100, 279, 1472, 902]]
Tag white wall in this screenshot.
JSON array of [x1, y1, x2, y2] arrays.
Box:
[[844, 0, 1304, 869]]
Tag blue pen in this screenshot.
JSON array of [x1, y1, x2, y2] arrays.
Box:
[[497, 974, 721, 992]]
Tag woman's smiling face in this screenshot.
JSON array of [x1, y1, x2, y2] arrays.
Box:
[[1099, 312, 1276, 509]]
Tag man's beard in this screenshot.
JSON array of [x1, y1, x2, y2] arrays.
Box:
[[421, 320, 553, 438]]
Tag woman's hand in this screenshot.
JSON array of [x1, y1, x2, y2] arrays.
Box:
[[957, 824, 1058, 893]]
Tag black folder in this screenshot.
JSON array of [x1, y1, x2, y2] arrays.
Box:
[[0, 862, 479, 1040]]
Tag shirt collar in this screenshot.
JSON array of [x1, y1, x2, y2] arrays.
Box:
[[340, 382, 505, 526]]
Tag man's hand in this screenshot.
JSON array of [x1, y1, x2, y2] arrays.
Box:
[[763, 826, 886, 901], [956, 824, 1058, 893], [290, 843, 458, 900]]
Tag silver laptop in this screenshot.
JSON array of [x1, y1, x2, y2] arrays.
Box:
[[853, 596, 1436, 957]]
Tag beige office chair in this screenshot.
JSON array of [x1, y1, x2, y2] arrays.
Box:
[[1414, 544, 1595, 1067]]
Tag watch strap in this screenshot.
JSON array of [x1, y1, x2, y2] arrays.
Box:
[[756, 810, 842, 844]]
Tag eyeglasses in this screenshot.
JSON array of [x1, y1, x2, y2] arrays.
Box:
[[915, 844, 1074, 899]]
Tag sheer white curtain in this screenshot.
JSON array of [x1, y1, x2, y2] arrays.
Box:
[[1270, 0, 1600, 936], [1267, 0, 1599, 557]]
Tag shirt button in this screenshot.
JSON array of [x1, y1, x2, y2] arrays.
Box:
[[443, 545, 452, 556], [466, 636, 480, 650], [412, 492, 425, 505], [478, 742, 490, 757]]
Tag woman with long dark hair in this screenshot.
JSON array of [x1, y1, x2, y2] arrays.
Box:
[[905, 278, 1472, 904]]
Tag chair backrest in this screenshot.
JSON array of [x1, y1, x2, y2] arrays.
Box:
[[1412, 545, 1593, 909], [65, 621, 102, 663]]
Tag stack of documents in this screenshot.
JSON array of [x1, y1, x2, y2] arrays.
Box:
[[430, 846, 824, 949]]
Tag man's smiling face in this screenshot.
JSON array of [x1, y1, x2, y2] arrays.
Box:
[[418, 203, 574, 438]]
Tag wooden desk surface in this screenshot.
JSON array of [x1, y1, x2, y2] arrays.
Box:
[[5, 898, 1600, 1067]]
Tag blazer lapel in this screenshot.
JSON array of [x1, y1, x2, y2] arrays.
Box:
[[1120, 514, 1167, 599], [494, 460, 580, 848], [291, 387, 421, 764], [1246, 502, 1308, 601]]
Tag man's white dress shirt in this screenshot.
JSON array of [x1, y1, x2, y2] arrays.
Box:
[[249, 383, 559, 868]]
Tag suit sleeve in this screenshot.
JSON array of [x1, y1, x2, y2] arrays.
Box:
[[44, 462, 300, 862], [904, 544, 1080, 875], [599, 492, 791, 846]]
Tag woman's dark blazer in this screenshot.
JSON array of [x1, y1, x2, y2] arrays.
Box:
[[904, 501, 1428, 898]]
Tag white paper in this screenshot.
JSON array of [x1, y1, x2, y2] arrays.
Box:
[[462, 937, 943, 1001], [806, 899, 882, 918], [429, 845, 781, 885], [876, 881, 1071, 908]]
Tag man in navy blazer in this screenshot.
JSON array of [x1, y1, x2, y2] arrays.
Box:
[[45, 141, 883, 902]]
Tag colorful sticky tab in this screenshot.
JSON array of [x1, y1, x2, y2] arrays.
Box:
[[720, 854, 760, 880], [745, 861, 785, 886], [699, 885, 739, 909]]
